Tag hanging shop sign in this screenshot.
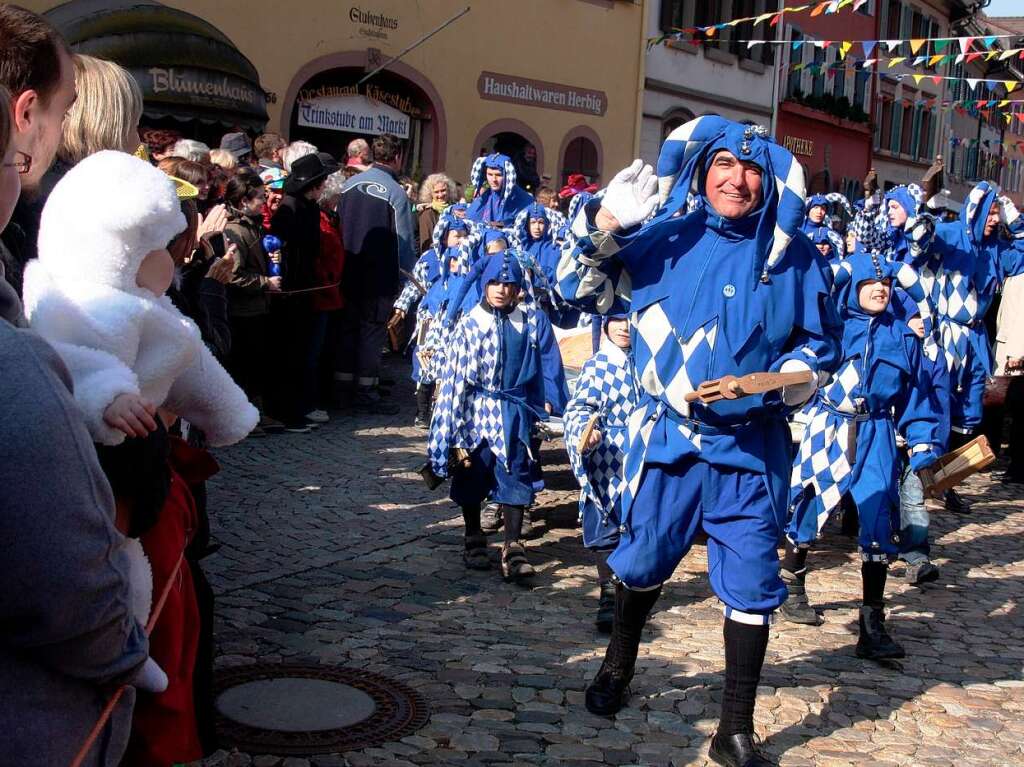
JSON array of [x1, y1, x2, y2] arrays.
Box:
[[297, 93, 410, 138], [477, 71, 607, 117], [296, 84, 425, 119], [143, 67, 266, 112]]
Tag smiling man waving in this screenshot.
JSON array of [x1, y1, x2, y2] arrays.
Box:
[[557, 116, 843, 766]]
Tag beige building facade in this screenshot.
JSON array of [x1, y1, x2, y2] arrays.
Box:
[[29, 0, 644, 187]]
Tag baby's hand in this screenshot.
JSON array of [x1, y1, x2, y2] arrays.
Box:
[[104, 394, 158, 438]]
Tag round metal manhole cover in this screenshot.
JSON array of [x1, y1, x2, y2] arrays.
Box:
[[213, 664, 430, 755]]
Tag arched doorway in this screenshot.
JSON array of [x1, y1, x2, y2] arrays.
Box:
[[282, 53, 446, 178], [559, 126, 603, 187], [472, 119, 545, 194]]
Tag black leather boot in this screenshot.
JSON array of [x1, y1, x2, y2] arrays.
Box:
[[778, 568, 823, 625], [584, 583, 661, 716], [944, 487, 972, 514], [855, 606, 905, 660], [595, 580, 616, 634], [413, 383, 434, 428], [709, 732, 774, 766]]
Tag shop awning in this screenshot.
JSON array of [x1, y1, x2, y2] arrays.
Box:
[[46, 0, 269, 131]]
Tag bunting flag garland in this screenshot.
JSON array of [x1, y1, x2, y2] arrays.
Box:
[[780, 60, 1024, 92]]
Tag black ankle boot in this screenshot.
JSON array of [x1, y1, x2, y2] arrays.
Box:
[[585, 584, 661, 716], [413, 384, 434, 428], [944, 487, 972, 514], [709, 732, 773, 766], [779, 568, 822, 625], [855, 606, 905, 660], [595, 581, 615, 634]]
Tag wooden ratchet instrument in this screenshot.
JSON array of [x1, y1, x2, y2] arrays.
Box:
[[684, 370, 815, 404]]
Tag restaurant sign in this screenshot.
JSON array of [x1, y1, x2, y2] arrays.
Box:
[[477, 71, 607, 117], [298, 93, 410, 138]]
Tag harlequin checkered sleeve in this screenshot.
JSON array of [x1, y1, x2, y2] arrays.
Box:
[[555, 203, 632, 317]]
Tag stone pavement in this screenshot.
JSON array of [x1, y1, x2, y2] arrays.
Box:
[[195, 356, 1024, 767]]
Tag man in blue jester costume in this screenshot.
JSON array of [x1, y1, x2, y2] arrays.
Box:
[[392, 208, 470, 427], [427, 251, 567, 585], [929, 183, 1024, 500], [782, 252, 941, 659], [563, 314, 639, 634], [466, 153, 535, 228], [557, 115, 843, 766]]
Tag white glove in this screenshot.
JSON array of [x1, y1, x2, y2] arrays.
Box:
[[133, 656, 169, 693], [1000, 195, 1020, 227], [600, 159, 660, 230], [780, 359, 816, 407]]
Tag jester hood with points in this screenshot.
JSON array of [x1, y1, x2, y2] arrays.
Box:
[[466, 153, 535, 226]]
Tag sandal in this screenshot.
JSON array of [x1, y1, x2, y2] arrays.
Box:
[[501, 542, 535, 584], [463, 533, 491, 570]]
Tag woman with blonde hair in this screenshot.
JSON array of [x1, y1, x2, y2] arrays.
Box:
[[208, 148, 238, 170], [58, 54, 144, 165], [416, 172, 456, 253]]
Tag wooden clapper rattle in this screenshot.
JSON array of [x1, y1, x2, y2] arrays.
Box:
[[918, 435, 996, 500], [684, 370, 815, 404]]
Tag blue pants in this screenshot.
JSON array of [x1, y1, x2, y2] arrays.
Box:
[[898, 461, 930, 563], [951, 347, 986, 433], [608, 458, 787, 617], [450, 440, 534, 508], [580, 497, 622, 550]]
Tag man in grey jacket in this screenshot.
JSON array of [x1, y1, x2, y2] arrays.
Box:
[[336, 133, 416, 413]]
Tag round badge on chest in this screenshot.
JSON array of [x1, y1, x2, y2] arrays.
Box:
[[722, 284, 736, 298]]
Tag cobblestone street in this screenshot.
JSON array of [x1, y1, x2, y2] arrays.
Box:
[[199, 358, 1024, 767]]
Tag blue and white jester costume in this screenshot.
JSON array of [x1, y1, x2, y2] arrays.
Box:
[[513, 203, 579, 328], [782, 252, 940, 658], [558, 117, 843, 747], [931, 182, 1024, 435], [803, 192, 851, 257], [466, 154, 535, 228], [427, 252, 566, 582]]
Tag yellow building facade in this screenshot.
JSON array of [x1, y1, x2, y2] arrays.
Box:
[[28, 0, 645, 187]]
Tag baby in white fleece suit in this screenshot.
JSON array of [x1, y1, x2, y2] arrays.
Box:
[[23, 150, 258, 446]]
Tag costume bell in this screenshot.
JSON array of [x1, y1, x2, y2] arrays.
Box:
[[427, 251, 567, 584], [466, 153, 535, 228], [782, 252, 941, 658], [557, 115, 842, 765], [563, 314, 639, 633]]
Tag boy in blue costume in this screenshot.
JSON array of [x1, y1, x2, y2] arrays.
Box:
[[564, 314, 638, 633], [393, 209, 470, 427], [557, 116, 842, 767], [783, 252, 941, 658], [514, 202, 579, 327], [428, 252, 567, 584], [803, 192, 851, 257], [466, 153, 535, 228], [808, 225, 842, 265]]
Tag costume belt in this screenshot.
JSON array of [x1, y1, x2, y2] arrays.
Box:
[[819, 399, 887, 422], [473, 384, 549, 420], [662, 404, 770, 436]]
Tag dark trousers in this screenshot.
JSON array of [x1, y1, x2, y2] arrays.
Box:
[[268, 300, 314, 423], [227, 314, 269, 403], [336, 294, 394, 388]]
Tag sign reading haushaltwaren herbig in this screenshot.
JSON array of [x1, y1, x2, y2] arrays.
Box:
[[297, 93, 411, 138], [477, 71, 607, 117]]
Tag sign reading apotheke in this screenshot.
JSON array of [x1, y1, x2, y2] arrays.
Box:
[[298, 94, 410, 138], [478, 71, 607, 117]]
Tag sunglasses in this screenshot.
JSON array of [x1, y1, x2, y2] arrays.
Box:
[[2, 151, 31, 175]]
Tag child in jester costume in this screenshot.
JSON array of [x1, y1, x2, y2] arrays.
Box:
[[563, 314, 639, 634], [557, 115, 842, 767], [427, 251, 566, 584], [782, 252, 941, 660]]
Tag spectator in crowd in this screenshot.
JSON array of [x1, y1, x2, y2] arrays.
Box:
[[281, 140, 317, 172], [514, 144, 541, 194], [271, 151, 336, 429], [417, 172, 456, 253], [346, 137, 371, 172], [0, 3, 77, 295], [208, 148, 237, 171], [58, 54, 142, 167], [989, 272, 1024, 483], [223, 168, 283, 435], [171, 138, 211, 164], [0, 74, 153, 766], [219, 131, 252, 166], [310, 168, 347, 417], [259, 166, 287, 231], [170, 158, 211, 208], [254, 131, 286, 171], [534, 185, 559, 212], [141, 127, 182, 163], [336, 133, 416, 413]]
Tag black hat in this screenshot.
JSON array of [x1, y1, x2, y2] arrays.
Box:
[[285, 152, 335, 195]]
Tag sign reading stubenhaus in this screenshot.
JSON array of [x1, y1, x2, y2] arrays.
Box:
[[350, 6, 399, 40], [477, 71, 607, 117]]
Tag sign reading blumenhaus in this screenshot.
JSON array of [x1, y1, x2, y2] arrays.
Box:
[[297, 93, 411, 138], [477, 71, 607, 117]]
